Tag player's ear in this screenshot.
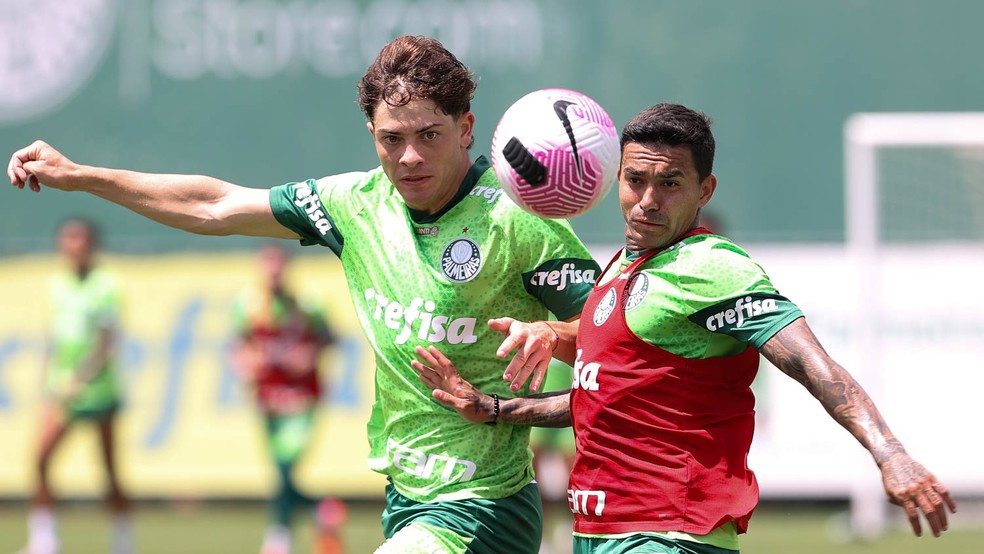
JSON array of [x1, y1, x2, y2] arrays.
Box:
[[366, 121, 375, 136], [458, 112, 475, 148], [698, 174, 717, 207]]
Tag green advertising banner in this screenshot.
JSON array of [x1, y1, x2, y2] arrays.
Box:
[[2, 0, 983, 253]]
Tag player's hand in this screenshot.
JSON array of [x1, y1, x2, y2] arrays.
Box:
[[7, 140, 79, 192], [879, 452, 957, 537], [412, 345, 493, 424], [488, 317, 557, 393]]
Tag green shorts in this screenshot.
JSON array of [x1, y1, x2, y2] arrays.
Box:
[[573, 534, 739, 554], [376, 480, 543, 554], [265, 410, 315, 464], [69, 400, 120, 422]]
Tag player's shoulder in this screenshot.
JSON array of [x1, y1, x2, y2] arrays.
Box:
[[677, 234, 757, 266], [668, 234, 779, 297], [89, 266, 120, 283], [483, 177, 577, 235], [50, 267, 119, 292], [638, 233, 766, 283], [312, 167, 396, 215], [314, 168, 381, 194]]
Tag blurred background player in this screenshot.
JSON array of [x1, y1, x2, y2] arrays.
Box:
[[230, 244, 342, 554], [25, 218, 133, 554], [529, 358, 574, 554]]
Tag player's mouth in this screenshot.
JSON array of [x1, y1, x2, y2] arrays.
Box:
[[400, 174, 430, 186], [632, 218, 665, 229]]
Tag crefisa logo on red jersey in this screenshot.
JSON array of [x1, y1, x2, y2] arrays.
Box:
[[441, 238, 482, 283]]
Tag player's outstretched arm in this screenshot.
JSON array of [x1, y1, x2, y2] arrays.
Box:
[[66, 327, 115, 400], [413, 345, 571, 428], [8, 140, 297, 239], [760, 317, 957, 537], [489, 317, 579, 393]]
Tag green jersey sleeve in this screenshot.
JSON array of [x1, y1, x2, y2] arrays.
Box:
[[623, 235, 803, 358], [680, 242, 803, 349], [518, 216, 600, 320], [269, 178, 349, 255]]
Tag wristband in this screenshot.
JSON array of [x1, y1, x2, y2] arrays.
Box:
[[484, 393, 500, 426]]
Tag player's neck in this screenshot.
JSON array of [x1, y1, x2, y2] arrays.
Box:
[[72, 264, 93, 280]]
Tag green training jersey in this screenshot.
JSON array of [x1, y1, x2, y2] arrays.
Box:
[[602, 233, 803, 359], [269, 157, 599, 502], [47, 267, 121, 410]]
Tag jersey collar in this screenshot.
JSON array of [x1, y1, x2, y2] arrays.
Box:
[[406, 156, 490, 224]]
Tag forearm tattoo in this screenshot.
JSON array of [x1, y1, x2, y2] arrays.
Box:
[[500, 389, 571, 428], [762, 320, 904, 466]]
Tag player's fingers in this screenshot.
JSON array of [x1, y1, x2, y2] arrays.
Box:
[[509, 361, 537, 392], [6, 156, 21, 186], [913, 490, 944, 537], [502, 349, 529, 383], [509, 360, 538, 392], [27, 173, 40, 192], [935, 482, 958, 514], [496, 334, 523, 360], [7, 146, 33, 184], [901, 499, 923, 537], [432, 390, 458, 408], [923, 488, 949, 536], [488, 317, 515, 336], [410, 360, 439, 388], [415, 345, 455, 375], [527, 358, 550, 393], [425, 345, 454, 366], [414, 346, 439, 368]]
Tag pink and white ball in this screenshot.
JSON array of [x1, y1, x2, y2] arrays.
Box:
[[491, 88, 619, 219]]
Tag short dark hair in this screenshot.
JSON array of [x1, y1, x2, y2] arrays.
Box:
[[620, 103, 715, 182], [358, 35, 477, 123]]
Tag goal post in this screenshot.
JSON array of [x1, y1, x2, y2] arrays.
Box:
[[844, 112, 984, 538]]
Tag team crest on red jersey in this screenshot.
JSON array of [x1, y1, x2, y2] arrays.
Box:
[[625, 273, 649, 311], [592, 288, 617, 326]]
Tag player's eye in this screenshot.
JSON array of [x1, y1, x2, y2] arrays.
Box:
[[380, 135, 400, 145], [423, 131, 439, 140]]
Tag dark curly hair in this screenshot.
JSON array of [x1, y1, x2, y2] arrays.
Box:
[[358, 35, 477, 123], [621, 103, 716, 182]]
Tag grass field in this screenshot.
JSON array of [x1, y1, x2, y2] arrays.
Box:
[[0, 499, 980, 553]]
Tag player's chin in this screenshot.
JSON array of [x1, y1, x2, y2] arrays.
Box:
[[627, 226, 669, 248]]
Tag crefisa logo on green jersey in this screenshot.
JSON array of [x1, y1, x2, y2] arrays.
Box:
[[527, 263, 596, 292], [292, 184, 333, 237], [699, 294, 781, 332], [441, 238, 482, 282], [364, 290, 478, 346]]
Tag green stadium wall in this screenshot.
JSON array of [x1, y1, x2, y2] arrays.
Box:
[[2, 0, 984, 254]]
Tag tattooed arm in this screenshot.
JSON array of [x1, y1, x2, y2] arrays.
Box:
[[413, 345, 571, 428], [760, 317, 957, 537]]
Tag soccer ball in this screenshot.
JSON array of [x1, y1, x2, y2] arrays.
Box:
[[490, 88, 619, 218]]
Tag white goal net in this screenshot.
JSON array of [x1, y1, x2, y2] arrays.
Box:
[[844, 113, 984, 537]]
